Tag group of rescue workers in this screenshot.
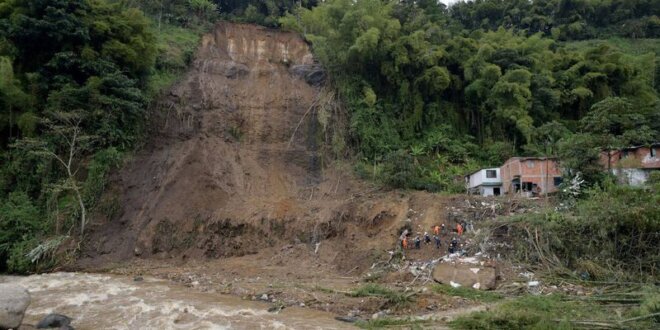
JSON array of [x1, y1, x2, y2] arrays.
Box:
[[399, 222, 467, 256]]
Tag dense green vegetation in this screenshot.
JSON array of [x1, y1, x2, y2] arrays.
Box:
[[450, 0, 660, 40], [483, 176, 660, 281], [216, 0, 318, 27], [130, 0, 317, 28], [279, 0, 659, 190], [0, 0, 206, 273]]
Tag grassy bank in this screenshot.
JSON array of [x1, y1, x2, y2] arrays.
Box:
[[451, 291, 659, 329], [147, 24, 205, 98]]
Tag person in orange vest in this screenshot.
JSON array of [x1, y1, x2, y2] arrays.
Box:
[[399, 229, 409, 249], [457, 223, 464, 236], [402, 236, 409, 249], [433, 225, 440, 236]]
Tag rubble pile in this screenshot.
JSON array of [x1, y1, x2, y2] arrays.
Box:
[[445, 197, 540, 226]]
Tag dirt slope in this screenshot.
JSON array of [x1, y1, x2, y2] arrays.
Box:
[[80, 22, 457, 273]]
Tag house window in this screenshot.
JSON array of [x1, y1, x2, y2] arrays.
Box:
[[526, 161, 535, 168], [486, 170, 497, 178], [553, 177, 563, 187], [651, 148, 657, 158]]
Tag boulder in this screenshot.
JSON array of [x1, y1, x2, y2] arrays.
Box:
[[0, 283, 31, 330], [36, 313, 71, 329], [222, 62, 249, 79], [196, 60, 249, 79], [289, 64, 326, 86], [432, 261, 498, 290]]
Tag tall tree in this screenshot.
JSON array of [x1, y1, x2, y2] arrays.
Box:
[[13, 111, 94, 235]]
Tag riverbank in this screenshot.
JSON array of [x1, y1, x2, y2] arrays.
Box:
[[2, 272, 348, 329], [76, 247, 508, 326]]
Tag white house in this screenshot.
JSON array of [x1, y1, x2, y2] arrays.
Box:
[[466, 168, 502, 196]]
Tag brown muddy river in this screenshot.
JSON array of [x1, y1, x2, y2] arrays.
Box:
[[2, 272, 352, 329]]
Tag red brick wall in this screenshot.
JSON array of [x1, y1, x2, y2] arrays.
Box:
[[600, 146, 660, 169], [501, 158, 562, 195]]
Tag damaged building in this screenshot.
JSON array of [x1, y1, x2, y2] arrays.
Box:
[[500, 157, 563, 196], [600, 144, 660, 186]]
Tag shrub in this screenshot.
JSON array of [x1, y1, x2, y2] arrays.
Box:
[[0, 192, 44, 272], [485, 184, 660, 281], [432, 284, 504, 303], [349, 284, 413, 306]]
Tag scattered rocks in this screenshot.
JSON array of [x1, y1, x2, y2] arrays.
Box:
[[527, 281, 542, 295], [267, 303, 285, 313], [36, 313, 72, 329], [197, 60, 249, 79], [0, 283, 31, 330], [371, 310, 388, 319]]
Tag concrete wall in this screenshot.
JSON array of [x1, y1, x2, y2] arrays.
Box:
[[480, 186, 502, 197], [611, 168, 654, 186]]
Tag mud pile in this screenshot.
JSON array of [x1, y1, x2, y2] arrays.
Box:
[[81, 23, 387, 267], [82, 23, 491, 276]]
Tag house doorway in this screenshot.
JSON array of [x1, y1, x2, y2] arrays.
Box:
[[493, 188, 501, 196]]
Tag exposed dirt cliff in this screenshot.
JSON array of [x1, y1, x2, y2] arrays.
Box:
[[80, 22, 457, 275]]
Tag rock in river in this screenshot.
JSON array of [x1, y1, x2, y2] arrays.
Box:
[[36, 313, 72, 329], [0, 283, 31, 330]]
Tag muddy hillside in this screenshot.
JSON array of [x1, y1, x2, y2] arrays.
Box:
[[81, 22, 456, 271]]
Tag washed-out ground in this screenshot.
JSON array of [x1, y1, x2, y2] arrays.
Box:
[[80, 243, 497, 325], [76, 193, 563, 326]]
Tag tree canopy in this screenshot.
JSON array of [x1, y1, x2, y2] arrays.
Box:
[[0, 0, 162, 272], [281, 0, 659, 190]]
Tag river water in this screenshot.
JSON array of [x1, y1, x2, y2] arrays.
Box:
[[1, 272, 351, 329]]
